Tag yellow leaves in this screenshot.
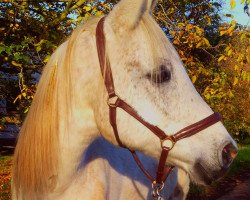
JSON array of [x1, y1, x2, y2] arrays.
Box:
[[240, 33, 246, 40], [227, 27, 235, 36], [231, 20, 237, 26], [220, 30, 227, 36], [191, 75, 197, 83], [220, 27, 234, 36], [204, 15, 212, 25], [228, 49, 233, 56], [230, 0, 236, 9], [233, 76, 239, 85], [95, 11, 103, 17], [43, 54, 51, 63], [234, 65, 239, 71], [224, 44, 234, 57], [11, 60, 22, 67], [8, 9, 14, 15], [83, 6, 91, 12], [203, 38, 210, 46], [13, 94, 22, 104], [219, 19, 236, 36], [218, 55, 226, 62], [173, 22, 210, 50], [196, 42, 202, 48], [195, 38, 210, 48], [102, 3, 111, 11], [228, 90, 234, 98], [34, 39, 46, 52], [173, 39, 180, 45]]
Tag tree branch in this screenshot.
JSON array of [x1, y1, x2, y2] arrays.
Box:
[[49, 0, 87, 27]]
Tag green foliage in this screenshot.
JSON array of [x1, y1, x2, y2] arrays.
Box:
[[228, 144, 250, 175]]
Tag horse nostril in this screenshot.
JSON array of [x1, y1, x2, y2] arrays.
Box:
[[222, 143, 238, 169]]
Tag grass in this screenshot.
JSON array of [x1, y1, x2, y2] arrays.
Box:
[[226, 144, 250, 175], [0, 155, 12, 200]]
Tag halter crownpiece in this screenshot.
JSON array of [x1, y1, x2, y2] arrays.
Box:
[[96, 17, 221, 198]]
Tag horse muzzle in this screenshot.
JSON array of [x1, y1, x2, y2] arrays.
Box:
[[193, 141, 238, 185], [219, 142, 238, 169]]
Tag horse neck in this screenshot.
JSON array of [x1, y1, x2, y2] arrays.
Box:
[[56, 104, 99, 187], [55, 38, 101, 187]]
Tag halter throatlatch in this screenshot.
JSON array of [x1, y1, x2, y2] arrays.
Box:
[[96, 17, 221, 198]]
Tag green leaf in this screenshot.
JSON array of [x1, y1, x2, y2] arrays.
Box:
[[24, 107, 29, 113], [36, 45, 42, 52], [14, 52, 22, 61], [0, 45, 5, 54], [43, 54, 51, 63]]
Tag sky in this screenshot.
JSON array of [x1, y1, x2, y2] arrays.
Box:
[[222, 0, 250, 26]]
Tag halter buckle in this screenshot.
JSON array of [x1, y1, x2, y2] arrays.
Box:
[[161, 136, 175, 150], [107, 94, 119, 108]]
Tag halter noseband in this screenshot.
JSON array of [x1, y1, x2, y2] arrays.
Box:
[[96, 17, 221, 194]]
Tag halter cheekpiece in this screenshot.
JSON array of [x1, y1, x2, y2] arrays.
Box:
[[96, 17, 221, 199]]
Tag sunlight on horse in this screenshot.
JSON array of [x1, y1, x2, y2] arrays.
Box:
[[12, 0, 238, 199]]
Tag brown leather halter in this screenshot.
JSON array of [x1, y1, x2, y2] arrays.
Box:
[[96, 17, 221, 195]]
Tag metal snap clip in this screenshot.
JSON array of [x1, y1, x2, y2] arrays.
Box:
[[152, 181, 164, 200]]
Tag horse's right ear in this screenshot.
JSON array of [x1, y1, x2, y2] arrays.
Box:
[[107, 0, 158, 33]]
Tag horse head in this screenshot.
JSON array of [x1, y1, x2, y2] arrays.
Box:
[[93, 0, 238, 185]]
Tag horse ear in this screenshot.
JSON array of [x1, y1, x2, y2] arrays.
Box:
[[107, 0, 158, 31]]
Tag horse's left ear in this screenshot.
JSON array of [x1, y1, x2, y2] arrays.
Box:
[[107, 0, 158, 32]]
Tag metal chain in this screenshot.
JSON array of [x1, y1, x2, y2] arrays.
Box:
[[152, 181, 165, 200]]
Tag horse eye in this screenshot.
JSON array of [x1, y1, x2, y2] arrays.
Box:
[[146, 65, 171, 84]]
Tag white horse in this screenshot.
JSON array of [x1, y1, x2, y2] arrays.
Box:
[[12, 0, 238, 199]]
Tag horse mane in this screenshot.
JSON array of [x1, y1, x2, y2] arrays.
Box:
[[12, 17, 100, 200]]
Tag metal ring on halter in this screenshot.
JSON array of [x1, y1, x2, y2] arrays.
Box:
[[107, 94, 119, 108], [161, 136, 176, 150]]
